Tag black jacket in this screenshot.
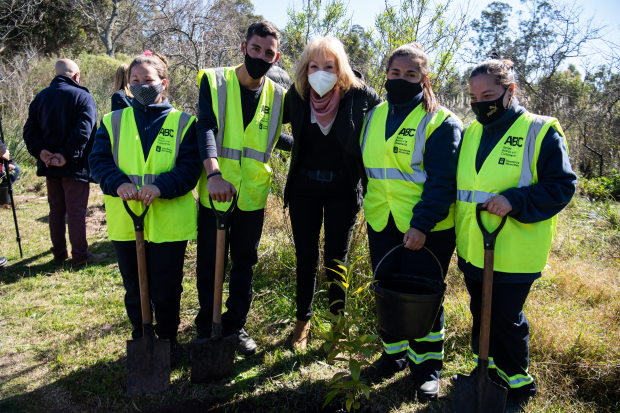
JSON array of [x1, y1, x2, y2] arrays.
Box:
[[23, 76, 97, 181], [282, 83, 382, 208], [111, 90, 132, 111]]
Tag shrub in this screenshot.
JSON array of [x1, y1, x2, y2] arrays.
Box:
[[580, 170, 620, 200]]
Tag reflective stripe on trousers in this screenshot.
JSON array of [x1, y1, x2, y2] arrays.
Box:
[[408, 348, 443, 364], [456, 115, 553, 203], [383, 329, 444, 353], [361, 109, 435, 183], [474, 355, 534, 389], [212, 68, 284, 163]]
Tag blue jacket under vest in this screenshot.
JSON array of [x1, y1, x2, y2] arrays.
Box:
[[459, 99, 578, 283], [383, 92, 463, 235], [23, 75, 97, 181], [89, 98, 202, 200]]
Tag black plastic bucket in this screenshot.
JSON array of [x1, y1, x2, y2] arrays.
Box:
[[0, 181, 9, 205], [372, 244, 446, 340]]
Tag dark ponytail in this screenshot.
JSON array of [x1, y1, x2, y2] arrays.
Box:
[[386, 43, 438, 113]]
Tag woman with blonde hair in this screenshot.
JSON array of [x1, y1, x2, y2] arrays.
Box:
[[282, 36, 381, 351], [111, 63, 133, 110]]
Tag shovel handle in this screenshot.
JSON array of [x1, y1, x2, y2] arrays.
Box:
[[475, 204, 506, 363], [124, 201, 152, 325], [209, 193, 237, 231]]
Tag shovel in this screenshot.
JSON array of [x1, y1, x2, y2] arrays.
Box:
[[124, 201, 170, 396], [452, 204, 508, 413], [191, 194, 238, 383]]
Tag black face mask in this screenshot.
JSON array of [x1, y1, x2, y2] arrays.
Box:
[[470, 90, 509, 125], [244, 52, 273, 80], [385, 78, 423, 105]]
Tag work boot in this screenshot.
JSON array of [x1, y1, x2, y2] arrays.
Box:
[[0, 256, 7, 268], [73, 252, 107, 268], [415, 379, 439, 402], [169, 338, 181, 368], [291, 319, 311, 351], [363, 352, 409, 381], [230, 328, 257, 356], [505, 396, 530, 413]]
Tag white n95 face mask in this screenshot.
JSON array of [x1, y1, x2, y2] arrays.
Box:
[[308, 71, 338, 97]]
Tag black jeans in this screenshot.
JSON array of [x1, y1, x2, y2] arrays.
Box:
[[113, 240, 187, 340], [462, 274, 536, 397], [195, 202, 264, 337], [288, 172, 360, 321], [368, 214, 455, 382]]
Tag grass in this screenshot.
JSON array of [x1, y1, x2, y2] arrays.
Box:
[[0, 167, 619, 412]]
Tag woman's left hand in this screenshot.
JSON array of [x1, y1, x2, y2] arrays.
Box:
[[482, 195, 512, 217], [138, 184, 161, 206], [404, 228, 426, 250]]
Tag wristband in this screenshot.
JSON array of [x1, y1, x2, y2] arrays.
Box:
[[207, 171, 222, 180]]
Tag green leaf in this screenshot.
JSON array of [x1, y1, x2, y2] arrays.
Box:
[[346, 396, 354, 411], [366, 334, 379, 342], [353, 401, 360, 410], [323, 389, 339, 408], [315, 330, 330, 340], [360, 347, 371, 358], [323, 342, 334, 353], [349, 359, 361, 381], [359, 384, 370, 399], [327, 372, 347, 386]]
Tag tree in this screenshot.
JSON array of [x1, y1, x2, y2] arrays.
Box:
[[469, 1, 513, 61], [75, 0, 145, 57], [0, 0, 43, 53]]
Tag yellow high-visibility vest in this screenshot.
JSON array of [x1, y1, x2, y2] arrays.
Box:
[[196, 67, 285, 211], [101, 108, 197, 242], [455, 112, 566, 273], [361, 102, 459, 233]]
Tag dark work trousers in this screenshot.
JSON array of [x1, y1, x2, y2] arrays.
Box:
[[46, 176, 91, 263], [288, 173, 360, 321], [195, 202, 264, 337], [368, 214, 455, 382], [462, 273, 536, 397], [113, 239, 187, 340]]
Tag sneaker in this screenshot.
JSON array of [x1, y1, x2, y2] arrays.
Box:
[[169, 338, 181, 368], [0, 256, 7, 268], [231, 328, 257, 356], [505, 396, 530, 413], [362, 352, 409, 381], [416, 379, 439, 402], [73, 252, 107, 268]]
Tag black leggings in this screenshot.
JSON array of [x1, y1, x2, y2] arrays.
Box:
[[288, 173, 360, 321]]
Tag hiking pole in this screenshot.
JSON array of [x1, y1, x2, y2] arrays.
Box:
[[0, 112, 23, 258]]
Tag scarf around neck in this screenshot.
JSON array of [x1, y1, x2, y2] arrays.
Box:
[[309, 86, 343, 129]]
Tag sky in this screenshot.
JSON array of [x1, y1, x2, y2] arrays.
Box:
[[251, 0, 620, 70]]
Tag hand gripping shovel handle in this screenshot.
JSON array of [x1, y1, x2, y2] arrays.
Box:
[[475, 204, 507, 363], [124, 201, 151, 324], [209, 194, 237, 338]]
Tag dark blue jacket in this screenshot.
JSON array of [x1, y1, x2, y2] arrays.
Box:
[[384, 92, 463, 235], [111, 90, 132, 111], [89, 98, 202, 200], [23, 76, 97, 181], [459, 99, 577, 283]]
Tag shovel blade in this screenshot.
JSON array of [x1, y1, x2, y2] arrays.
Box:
[[126, 330, 170, 396], [451, 374, 507, 413], [191, 334, 237, 383]]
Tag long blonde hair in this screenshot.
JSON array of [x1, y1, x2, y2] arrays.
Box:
[[294, 36, 362, 99], [114, 63, 132, 97]]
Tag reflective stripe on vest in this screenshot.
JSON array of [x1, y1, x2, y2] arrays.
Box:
[[456, 116, 552, 205], [455, 112, 565, 273], [361, 102, 459, 233], [211, 68, 284, 164], [361, 110, 435, 184], [102, 108, 197, 242]]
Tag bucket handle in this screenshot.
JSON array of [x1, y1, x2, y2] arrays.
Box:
[[373, 244, 444, 284]]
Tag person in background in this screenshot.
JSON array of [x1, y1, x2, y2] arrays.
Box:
[[0, 144, 10, 269], [89, 51, 202, 368], [194, 20, 292, 356], [112, 63, 133, 111], [282, 36, 381, 352], [23, 59, 106, 267], [455, 56, 577, 412], [359, 43, 462, 402]]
